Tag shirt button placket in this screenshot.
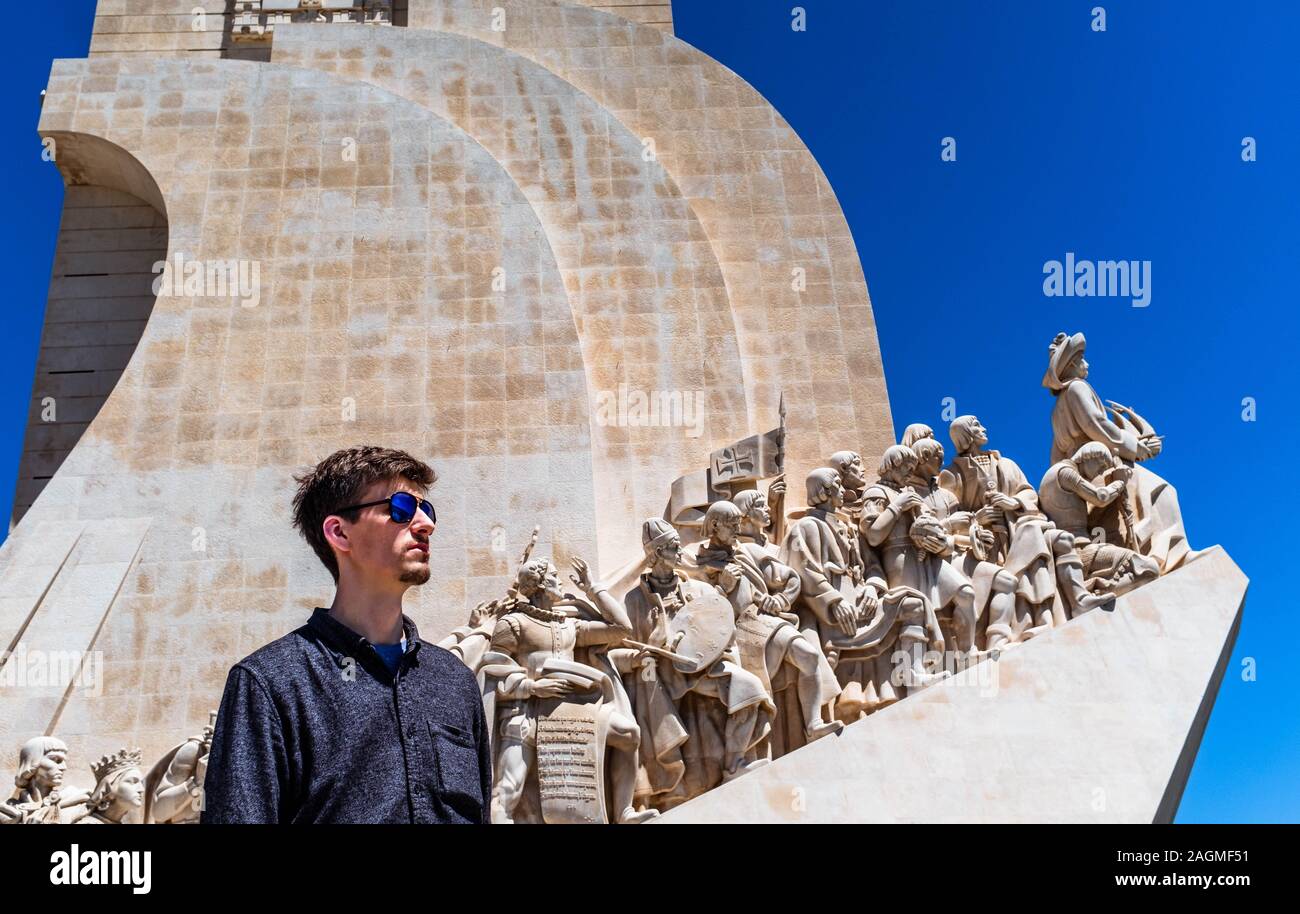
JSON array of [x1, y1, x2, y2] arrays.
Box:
[[396, 674, 422, 821]]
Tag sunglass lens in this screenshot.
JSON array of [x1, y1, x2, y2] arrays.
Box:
[[389, 492, 416, 523], [422, 500, 436, 524]]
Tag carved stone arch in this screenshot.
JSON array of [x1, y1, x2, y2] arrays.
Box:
[[407, 0, 897, 496], [10, 133, 169, 528], [274, 21, 752, 571]]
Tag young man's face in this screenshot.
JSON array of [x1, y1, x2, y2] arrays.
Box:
[[917, 447, 943, 479], [332, 477, 434, 589]]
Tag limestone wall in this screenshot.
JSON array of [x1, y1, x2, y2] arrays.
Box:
[[3, 1, 894, 768]]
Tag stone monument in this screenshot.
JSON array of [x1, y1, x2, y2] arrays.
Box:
[[0, 0, 1241, 824]]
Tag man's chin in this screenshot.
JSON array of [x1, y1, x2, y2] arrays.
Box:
[[399, 565, 432, 585]]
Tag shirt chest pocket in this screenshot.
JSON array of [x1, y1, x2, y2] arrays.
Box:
[[426, 720, 484, 819]]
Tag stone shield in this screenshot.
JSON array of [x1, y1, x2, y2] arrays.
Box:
[[667, 586, 736, 675]]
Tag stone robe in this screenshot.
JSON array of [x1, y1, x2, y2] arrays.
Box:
[[618, 573, 773, 810]]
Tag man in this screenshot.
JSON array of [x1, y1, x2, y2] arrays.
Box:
[[689, 500, 842, 756], [1038, 442, 1159, 600], [202, 445, 491, 824], [487, 556, 656, 824]]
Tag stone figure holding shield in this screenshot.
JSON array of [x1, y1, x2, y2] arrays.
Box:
[[614, 518, 774, 811]]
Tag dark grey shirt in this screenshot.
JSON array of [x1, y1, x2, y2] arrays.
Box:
[[201, 608, 491, 824]]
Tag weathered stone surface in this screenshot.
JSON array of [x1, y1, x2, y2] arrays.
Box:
[[5, 4, 896, 771]]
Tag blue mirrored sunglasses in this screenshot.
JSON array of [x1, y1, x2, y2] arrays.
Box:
[[335, 491, 435, 525]]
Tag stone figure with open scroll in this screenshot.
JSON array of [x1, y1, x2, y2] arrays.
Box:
[[483, 548, 657, 825], [1043, 330, 1194, 573], [686, 499, 843, 758]]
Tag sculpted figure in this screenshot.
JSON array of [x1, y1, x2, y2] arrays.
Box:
[[144, 712, 215, 824], [1039, 442, 1160, 599], [780, 469, 919, 721], [486, 556, 655, 824], [862, 445, 979, 660], [438, 599, 510, 675], [908, 436, 1019, 651], [829, 450, 869, 524], [939, 415, 1111, 642], [688, 499, 843, 757], [1043, 331, 1193, 572], [900, 423, 935, 448], [2, 736, 90, 824], [616, 518, 774, 810], [73, 748, 146, 825], [828, 450, 878, 586]]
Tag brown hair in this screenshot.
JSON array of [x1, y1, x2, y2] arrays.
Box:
[[291, 446, 437, 583]]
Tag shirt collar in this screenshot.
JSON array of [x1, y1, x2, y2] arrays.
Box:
[[308, 608, 422, 661]]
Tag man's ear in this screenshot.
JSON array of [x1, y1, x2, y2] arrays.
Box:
[[322, 515, 351, 557]]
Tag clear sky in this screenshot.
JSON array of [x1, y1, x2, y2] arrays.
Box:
[[1, 1, 1293, 822]]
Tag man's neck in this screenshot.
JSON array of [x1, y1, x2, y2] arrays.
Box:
[[328, 575, 406, 644], [647, 564, 678, 588]]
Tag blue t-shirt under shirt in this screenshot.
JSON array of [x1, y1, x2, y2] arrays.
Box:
[[372, 638, 406, 673]]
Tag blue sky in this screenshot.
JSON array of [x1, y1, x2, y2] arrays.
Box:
[[1, 1, 1293, 822]]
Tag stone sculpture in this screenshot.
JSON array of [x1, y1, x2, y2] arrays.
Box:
[[1038, 442, 1160, 599], [906, 436, 1020, 653], [862, 445, 979, 660], [779, 469, 912, 721], [940, 415, 1111, 643], [144, 712, 216, 824], [484, 554, 655, 825], [687, 500, 843, 757], [72, 748, 146, 825], [1, 736, 90, 824], [2, 341, 1201, 825], [1043, 331, 1195, 572], [617, 518, 774, 810]]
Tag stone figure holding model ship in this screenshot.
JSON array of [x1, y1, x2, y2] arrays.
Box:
[[1042, 330, 1195, 572]]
